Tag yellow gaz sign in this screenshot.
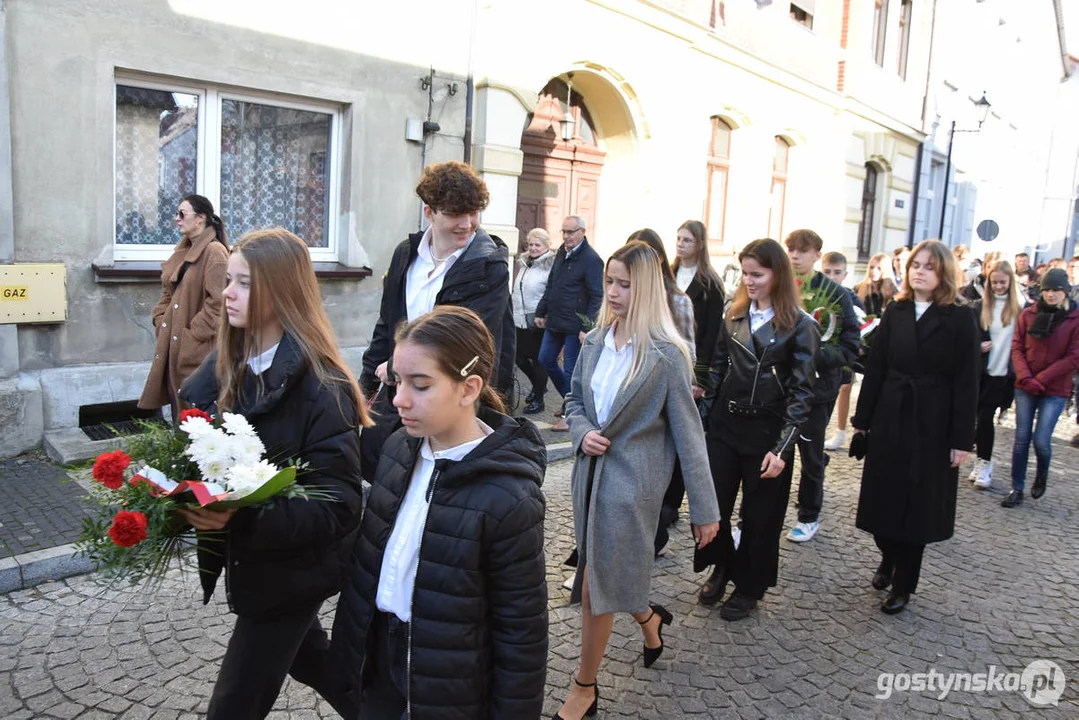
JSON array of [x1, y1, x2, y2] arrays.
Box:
[[1, 286, 29, 300], [0, 264, 66, 323]]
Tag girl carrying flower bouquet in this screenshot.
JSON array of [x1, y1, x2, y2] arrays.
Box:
[[177, 228, 371, 720]]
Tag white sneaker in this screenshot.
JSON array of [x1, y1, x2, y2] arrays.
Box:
[[968, 457, 985, 482], [824, 429, 847, 450], [973, 460, 993, 489], [731, 525, 742, 550], [787, 520, 820, 543], [562, 573, 576, 591]]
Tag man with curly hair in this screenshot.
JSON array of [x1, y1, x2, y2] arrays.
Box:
[[359, 161, 514, 478]]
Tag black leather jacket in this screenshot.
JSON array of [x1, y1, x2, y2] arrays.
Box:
[[705, 309, 820, 458]]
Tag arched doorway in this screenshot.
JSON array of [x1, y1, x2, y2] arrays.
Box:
[[515, 78, 606, 253]]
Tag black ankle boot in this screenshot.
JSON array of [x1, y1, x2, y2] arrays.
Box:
[[1031, 475, 1047, 499], [872, 563, 893, 590], [698, 565, 729, 606]]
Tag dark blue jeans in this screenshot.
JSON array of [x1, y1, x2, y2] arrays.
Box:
[[1010, 388, 1067, 490], [538, 329, 583, 398]]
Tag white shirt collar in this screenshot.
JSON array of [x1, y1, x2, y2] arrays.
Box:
[[246, 342, 280, 375], [420, 420, 494, 462], [602, 325, 633, 353], [417, 227, 476, 265]]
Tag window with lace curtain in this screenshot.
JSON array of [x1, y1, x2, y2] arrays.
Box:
[[113, 78, 340, 260]]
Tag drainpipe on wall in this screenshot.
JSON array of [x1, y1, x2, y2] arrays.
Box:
[[908, 142, 923, 248], [462, 0, 477, 164], [911, 0, 940, 248]]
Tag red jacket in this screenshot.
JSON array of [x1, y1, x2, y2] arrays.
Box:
[[1011, 304, 1079, 397]]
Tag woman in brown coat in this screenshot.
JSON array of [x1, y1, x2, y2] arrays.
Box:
[[138, 194, 228, 418]]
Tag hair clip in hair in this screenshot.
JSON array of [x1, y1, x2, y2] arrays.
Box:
[[460, 355, 480, 377]]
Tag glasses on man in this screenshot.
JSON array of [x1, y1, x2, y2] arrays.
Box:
[[176, 209, 187, 219], [561, 228, 582, 235]]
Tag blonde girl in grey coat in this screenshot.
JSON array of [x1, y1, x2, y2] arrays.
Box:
[[553, 241, 720, 720]]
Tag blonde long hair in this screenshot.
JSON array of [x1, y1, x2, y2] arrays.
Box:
[[855, 252, 898, 308], [215, 228, 370, 426], [980, 260, 1022, 330], [596, 242, 693, 386]]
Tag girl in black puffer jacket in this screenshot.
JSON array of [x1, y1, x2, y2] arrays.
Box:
[[178, 228, 370, 720], [330, 306, 548, 719]]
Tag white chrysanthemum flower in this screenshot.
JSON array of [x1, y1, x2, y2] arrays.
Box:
[[222, 412, 258, 438], [226, 460, 279, 498], [179, 416, 213, 438], [231, 434, 265, 466], [225, 465, 261, 498], [200, 458, 229, 484], [186, 429, 230, 467]]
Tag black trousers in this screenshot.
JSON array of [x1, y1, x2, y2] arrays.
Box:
[[707, 435, 794, 600], [359, 612, 410, 720], [794, 398, 835, 524], [208, 600, 359, 720], [661, 458, 685, 512], [514, 327, 548, 398], [874, 535, 925, 595], [975, 403, 998, 461]]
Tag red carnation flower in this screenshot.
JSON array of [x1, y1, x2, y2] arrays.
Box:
[[92, 450, 132, 490], [179, 408, 213, 423], [108, 511, 148, 547]]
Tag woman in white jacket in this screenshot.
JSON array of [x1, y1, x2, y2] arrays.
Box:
[[513, 228, 556, 414]]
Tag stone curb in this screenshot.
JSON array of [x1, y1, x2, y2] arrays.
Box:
[[0, 543, 96, 594], [0, 442, 576, 594]]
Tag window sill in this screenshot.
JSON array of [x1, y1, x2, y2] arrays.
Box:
[[92, 261, 372, 283]]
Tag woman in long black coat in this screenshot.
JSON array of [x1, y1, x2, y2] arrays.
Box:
[[851, 240, 980, 615]]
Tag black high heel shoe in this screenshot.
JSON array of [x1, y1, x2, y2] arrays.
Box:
[[638, 602, 673, 668], [553, 677, 598, 719]]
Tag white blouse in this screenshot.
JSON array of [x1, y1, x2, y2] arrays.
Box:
[[591, 327, 634, 426], [375, 420, 493, 622], [676, 264, 697, 293]]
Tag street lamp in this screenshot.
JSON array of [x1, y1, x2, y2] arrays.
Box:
[[939, 92, 992, 239], [560, 73, 575, 143]]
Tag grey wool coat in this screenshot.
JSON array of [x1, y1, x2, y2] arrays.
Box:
[[566, 331, 720, 615]]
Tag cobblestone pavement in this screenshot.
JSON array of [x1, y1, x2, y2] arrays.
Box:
[[1, 419, 1077, 718], [0, 453, 92, 558]]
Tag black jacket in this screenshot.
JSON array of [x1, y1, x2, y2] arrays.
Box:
[[685, 274, 726, 387], [852, 301, 980, 544], [705, 309, 820, 459], [534, 238, 604, 333], [178, 333, 364, 619], [360, 229, 514, 396], [331, 408, 548, 719], [803, 271, 861, 401]]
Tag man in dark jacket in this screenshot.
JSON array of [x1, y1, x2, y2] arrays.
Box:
[[535, 215, 604, 430], [784, 230, 860, 543], [358, 162, 514, 478]]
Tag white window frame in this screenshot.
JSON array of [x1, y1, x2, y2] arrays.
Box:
[[113, 74, 342, 262]]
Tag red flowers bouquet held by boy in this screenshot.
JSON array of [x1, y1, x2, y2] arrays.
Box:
[[78, 408, 333, 585]]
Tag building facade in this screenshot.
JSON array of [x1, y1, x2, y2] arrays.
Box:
[[0, 0, 940, 456]]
